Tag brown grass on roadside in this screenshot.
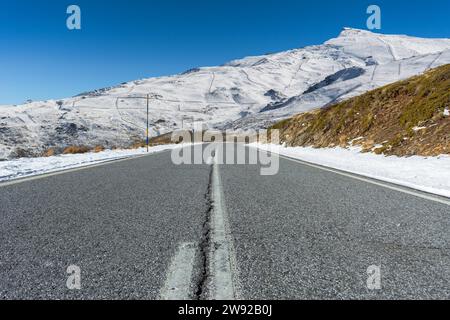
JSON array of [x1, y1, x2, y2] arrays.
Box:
[[42, 148, 56, 157], [93, 145, 105, 153], [270, 64, 450, 157], [62, 146, 91, 155], [130, 140, 146, 149], [128, 133, 175, 150]]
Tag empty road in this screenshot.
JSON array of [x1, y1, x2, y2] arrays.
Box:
[[0, 145, 448, 299]]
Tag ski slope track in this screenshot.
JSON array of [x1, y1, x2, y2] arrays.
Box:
[[1, 28, 450, 159]]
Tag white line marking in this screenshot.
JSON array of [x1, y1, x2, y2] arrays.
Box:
[[159, 242, 197, 300], [209, 160, 238, 300], [277, 154, 450, 206]]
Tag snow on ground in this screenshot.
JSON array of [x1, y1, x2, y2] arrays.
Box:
[[0, 145, 179, 183], [252, 143, 450, 198]]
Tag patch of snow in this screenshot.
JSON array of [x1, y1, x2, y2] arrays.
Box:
[[413, 126, 427, 131], [252, 143, 450, 198], [349, 136, 364, 144], [0, 145, 179, 182], [444, 108, 449, 117], [372, 144, 384, 150]]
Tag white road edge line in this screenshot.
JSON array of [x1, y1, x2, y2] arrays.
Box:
[[159, 242, 197, 300], [0, 149, 173, 188], [274, 152, 450, 206], [209, 159, 239, 300]]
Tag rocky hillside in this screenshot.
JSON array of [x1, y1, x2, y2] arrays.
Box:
[[271, 64, 450, 156]]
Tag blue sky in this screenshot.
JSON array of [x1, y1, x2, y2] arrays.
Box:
[[1, 0, 449, 105]]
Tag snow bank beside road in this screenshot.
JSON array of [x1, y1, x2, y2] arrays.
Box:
[[0, 145, 179, 183], [252, 143, 450, 198]]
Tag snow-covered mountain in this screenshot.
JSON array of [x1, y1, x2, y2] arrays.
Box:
[[1, 28, 450, 159]]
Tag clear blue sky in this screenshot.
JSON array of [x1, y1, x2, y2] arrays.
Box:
[[1, 0, 449, 105]]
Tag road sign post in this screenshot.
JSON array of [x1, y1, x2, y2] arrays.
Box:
[[146, 94, 149, 152]]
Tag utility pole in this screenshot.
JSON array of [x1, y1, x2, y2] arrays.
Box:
[[146, 94, 149, 152]]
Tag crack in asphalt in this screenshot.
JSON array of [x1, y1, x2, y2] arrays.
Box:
[[193, 163, 214, 300]]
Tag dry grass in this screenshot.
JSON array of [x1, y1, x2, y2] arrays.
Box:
[[270, 64, 450, 156], [128, 133, 176, 149], [62, 145, 91, 155], [42, 148, 56, 157], [93, 145, 105, 153], [130, 140, 146, 149]]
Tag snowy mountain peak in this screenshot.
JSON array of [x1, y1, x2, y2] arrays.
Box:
[[326, 28, 450, 65], [338, 27, 378, 37], [1, 29, 450, 160]]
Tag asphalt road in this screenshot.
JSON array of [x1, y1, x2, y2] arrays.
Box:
[[0, 150, 211, 299], [220, 152, 450, 299], [0, 145, 448, 299]]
